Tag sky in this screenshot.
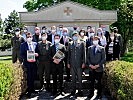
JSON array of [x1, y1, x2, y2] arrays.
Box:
[[0, 0, 27, 20]]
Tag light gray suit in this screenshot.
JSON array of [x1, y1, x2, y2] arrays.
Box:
[[67, 40, 86, 93], [86, 45, 106, 72]]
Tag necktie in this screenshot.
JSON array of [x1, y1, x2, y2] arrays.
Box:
[[93, 46, 96, 55], [29, 44, 32, 51], [74, 42, 77, 46], [56, 44, 59, 52], [64, 37, 66, 45]]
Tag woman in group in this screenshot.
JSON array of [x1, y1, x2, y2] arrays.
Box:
[[97, 28, 107, 48]]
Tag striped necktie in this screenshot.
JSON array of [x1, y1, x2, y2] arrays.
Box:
[[56, 44, 59, 52], [29, 44, 32, 51]]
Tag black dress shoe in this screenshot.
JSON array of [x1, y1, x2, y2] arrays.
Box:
[[66, 78, 71, 82], [39, 87, 44, 92], [70, 91, 76, 96], [88, 94, 94, 99], [77, 91, 83, 97], [46, 88, 51, 92], [31, 90, 39, 94], [97, 95, 102, 99], [52, 90, 57, 96], [26, 92, 31, 98], [58, 91, 65, 96]]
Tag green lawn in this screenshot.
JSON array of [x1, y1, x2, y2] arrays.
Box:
[[121, 52, 133, 62]]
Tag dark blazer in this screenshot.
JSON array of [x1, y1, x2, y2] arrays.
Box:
[[86, 45, 106, 72], [104, 31, 110, 42], [32, 34, 41, 43], [20, 42, 39, 67], [47, 34, 52, 43]]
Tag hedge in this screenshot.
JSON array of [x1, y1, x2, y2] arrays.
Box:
[[0, 63, 13, 100], [105, 61, 133, 100], [0, 63, 26, 100]]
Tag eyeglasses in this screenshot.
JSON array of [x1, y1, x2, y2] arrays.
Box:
[[27, 36, 32, 38]]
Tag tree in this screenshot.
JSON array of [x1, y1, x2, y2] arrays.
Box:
[[23, 0, 120, 11], [23, 0, 51, 11], [3, 10, 23, 34], [0, 16, 3, 33], [112, 0, 133, 54]]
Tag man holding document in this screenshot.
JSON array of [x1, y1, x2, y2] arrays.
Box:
[[49, 34, 66, 96], [20, 32, 39, 98]]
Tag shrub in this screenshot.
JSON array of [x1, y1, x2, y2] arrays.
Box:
[[105, 61, 133, 100], [0, 63, 27, 100], [0, 63, 13, 100], [0, 39, 11, 51]]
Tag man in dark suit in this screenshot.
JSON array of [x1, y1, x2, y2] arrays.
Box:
[[60, 28, 72, 82], [67, 31, 86, 96], [47, 26, 57, 44], [86, 36, 106, 99], [49, 34, 66, 96], [20, 32, 39, 98], [32, 27, 42, 43]]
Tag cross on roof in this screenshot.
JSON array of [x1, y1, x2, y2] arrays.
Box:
[[64, 7, 72, 16]]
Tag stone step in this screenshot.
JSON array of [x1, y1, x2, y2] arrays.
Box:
[[20, 89, 112, 100], [34, 74, 90, 89], [34, 80, 91, 90]]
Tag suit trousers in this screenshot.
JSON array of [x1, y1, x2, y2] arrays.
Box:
[[52, 63, 64, 93], [38, 61, 51, 89], [64, 57, 70, 80], [26, 62, 37, 93], [71, 67, 82, 92], [89, 70, 103, 96]]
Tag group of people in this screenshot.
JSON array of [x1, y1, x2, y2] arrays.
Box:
[[11, 25, 123, 99]]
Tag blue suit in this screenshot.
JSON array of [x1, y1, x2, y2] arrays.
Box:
[[20, 42, 38, 93]]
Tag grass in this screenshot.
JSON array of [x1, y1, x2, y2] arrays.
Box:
[[121, 52, 133, 62]]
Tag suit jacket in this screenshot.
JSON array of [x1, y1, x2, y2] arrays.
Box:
[[104, 31, 110, 42], [20, 42, 39, 67], [47, 34, 52, 43], [32, 34, 41, 43], [49, 43, 66, 64], [67, 40, 86, 68], [60, 36, 72, 46], [86, 45, 106, 72]]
